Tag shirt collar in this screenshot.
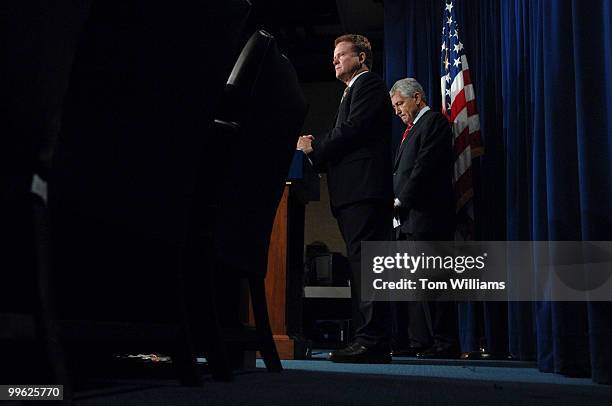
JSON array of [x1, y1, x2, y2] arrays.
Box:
[[347, 70, 368, 88], [412, 106, 431, 125]]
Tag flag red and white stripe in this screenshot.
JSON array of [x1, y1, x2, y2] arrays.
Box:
[[440, 0, 483, 239]]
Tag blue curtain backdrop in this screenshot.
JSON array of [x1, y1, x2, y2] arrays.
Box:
[[384, 0, 612, 383]]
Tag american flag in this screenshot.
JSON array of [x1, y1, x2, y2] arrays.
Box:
[[440, 0, 484, 240]]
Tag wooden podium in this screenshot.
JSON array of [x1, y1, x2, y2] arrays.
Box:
[[256, 152, 319, 359]]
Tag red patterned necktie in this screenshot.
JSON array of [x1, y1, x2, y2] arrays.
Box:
[[401, 122, 414, 145]]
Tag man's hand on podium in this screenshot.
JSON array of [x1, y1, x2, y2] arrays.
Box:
[[297, 134, 314, 154]]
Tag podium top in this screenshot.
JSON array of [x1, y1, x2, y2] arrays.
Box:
[[286, 151, 320, 202], [287, 151, 306, 180]]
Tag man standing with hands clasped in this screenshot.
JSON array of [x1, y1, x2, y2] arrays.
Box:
[[389, 78, 459, 359], [297, 34, 393, 364]]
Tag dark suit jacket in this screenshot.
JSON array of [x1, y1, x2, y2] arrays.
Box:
[[311, 72, 393, 211], [393, 110, 455, 235]]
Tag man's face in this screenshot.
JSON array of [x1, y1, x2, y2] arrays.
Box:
[[333, 41, 362, 82], [391, 92, 421, 125]]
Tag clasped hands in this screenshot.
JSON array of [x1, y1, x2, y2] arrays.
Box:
[[296, 134, 314, 154]]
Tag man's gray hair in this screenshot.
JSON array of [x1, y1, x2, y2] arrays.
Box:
[[389, 78, 427, 103]]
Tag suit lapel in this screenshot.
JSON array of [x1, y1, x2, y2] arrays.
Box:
[[393, 112, 430, 168], [394, 137, 408, 167], [333, 73, 371, 127], [394, 121, 418, 168], [334, 85, 353, 127]]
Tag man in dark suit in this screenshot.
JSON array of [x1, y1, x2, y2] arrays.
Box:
[[297, 34, 393, 363], [389, 78, 459, 358]]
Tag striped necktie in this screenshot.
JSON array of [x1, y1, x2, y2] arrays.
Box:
[[340, 86, 349, 104]]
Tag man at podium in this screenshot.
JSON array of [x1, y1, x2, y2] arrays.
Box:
[[297, 34, 393, 364]]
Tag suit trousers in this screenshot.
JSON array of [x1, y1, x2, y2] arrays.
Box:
[[335, 199, 392, 349], [390, 292, 432, 349], [397, 229, 459, 349]]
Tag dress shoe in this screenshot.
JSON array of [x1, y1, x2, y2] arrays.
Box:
[[460, 350, 482, 360], [416, 345, 460, 359], [460, 349, 510, 360], [329, 342, 391, 364], [479, 351, 511, 361]]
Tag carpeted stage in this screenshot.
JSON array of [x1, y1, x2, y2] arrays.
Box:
[[41, 352, 612, 405]]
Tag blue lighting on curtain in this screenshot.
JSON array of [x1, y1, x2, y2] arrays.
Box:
[[384, 0, 612, 384]]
